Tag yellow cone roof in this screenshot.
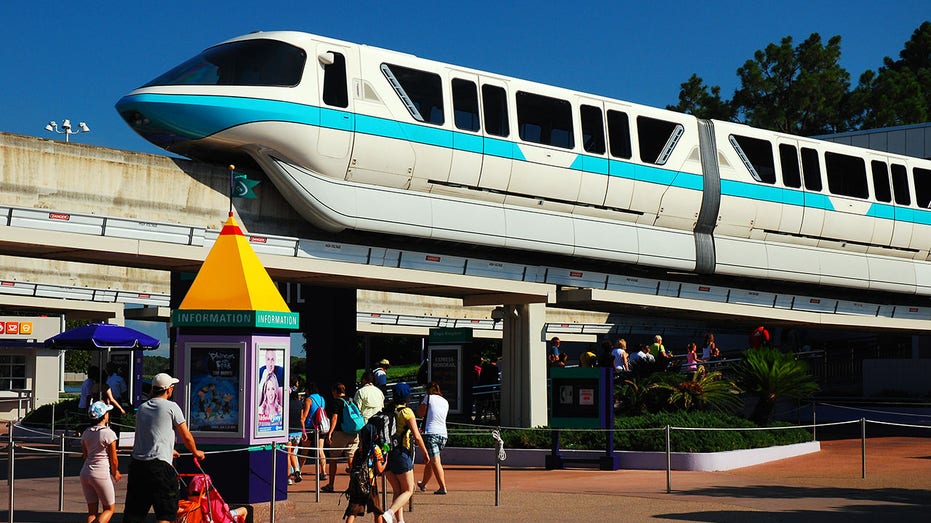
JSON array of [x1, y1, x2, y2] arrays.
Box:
[[178, 214, 291, 312]]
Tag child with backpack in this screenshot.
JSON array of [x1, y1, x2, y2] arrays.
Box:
[[321, 382, 362, 493], [343, 422, 388, 521]]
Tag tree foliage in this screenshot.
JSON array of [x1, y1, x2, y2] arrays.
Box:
[[671, 21, 931, 134], [732, 347, 818, 425]]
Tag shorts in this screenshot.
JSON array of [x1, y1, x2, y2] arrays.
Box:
[[123, 458, 179, 523], [423, 433, 447, 457], [80, 472, 116, 506], [387, 447, 414, 474], [326, 430, 359, 460]]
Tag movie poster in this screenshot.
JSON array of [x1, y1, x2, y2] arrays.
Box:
[[189, 347, 241, 434], [255, 347, 285, 435]]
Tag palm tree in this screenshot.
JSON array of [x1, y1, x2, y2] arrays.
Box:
[[652, 368, 742, 413], [733, 347, 819, 425]]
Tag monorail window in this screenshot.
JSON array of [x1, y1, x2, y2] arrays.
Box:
[[871, 161, 892, 203], [607, 110, 632, 159], [581, 105, 606, 154], [322, 51, 348, 108], [801, 148, 822, 191], [639, 117, 684, 166], [381, 64, 444, 125], [729, 135, 775, 183], [144, 39, 306, 87], [452, 79, 480, 132], [516, 91, 574, 149], [482, 85, 509, 137], [892, 164, 910, 205], [778, 144, 801, 188], [825, 152, 868, 199], [914, 167, 931, 208]]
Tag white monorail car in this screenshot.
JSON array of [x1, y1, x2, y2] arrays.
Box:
[[116, 31, 931, 295]]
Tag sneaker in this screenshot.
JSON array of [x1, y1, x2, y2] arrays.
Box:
[[288, 477, 294, 485], [320, 485, 334, 493], [434, 489, 447, 495], [293, 471, 302, 483], [319, 473, 328, 481], [416, 481, 426, 492], [382, 508, 395, 523]]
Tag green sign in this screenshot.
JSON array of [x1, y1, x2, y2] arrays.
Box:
[[428, 327, 473, 344], [173, 310, 299, 329]]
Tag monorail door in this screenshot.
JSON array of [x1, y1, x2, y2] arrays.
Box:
[[315, 44, 357, 173], [447, 71, 483, 188]]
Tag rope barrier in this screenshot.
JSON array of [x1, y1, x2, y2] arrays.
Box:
[[866, 419, 931, 430], [819, 402, 931, 419]]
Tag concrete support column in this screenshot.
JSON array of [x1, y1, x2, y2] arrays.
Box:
[[499, 302, 547, 428]]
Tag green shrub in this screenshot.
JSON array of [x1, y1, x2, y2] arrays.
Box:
[[21, 399, 136, 432]]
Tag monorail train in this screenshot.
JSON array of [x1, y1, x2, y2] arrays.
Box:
[[116, 31, 931, 296]]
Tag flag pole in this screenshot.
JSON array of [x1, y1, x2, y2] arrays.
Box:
[[228, 164, 235, 216]]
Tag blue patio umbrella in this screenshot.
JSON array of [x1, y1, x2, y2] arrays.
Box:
[[44, 322, 160, 350]]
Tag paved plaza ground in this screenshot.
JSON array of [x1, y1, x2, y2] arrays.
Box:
[[2, 436, 930, 522]]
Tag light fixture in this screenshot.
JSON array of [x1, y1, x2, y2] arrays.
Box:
[[44, 119, 90, 142]]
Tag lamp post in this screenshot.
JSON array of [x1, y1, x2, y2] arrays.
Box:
[[45, 119, 90, 142]]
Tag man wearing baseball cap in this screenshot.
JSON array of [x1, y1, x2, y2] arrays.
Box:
[[373, 359, 390, 393], [124, 373, 205, 523]]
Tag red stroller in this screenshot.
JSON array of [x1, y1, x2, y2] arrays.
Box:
[[176, 459, 247, 523]]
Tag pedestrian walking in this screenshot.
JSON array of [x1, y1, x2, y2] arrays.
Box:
[[123, 373, 205, 523], [81, 401, 121, 523], [381, 382, 430, 523], [416, 382, 449, 495]]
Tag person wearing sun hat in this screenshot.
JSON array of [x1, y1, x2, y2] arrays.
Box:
[[81, 400, 120, 523], [124, 373, 205, 523], [373, 359, 391, 394]]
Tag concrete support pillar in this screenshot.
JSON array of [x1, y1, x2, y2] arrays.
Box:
[[499, 302, 547, 427]]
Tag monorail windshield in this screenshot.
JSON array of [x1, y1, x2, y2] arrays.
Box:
[[143, 39, 306, 87]]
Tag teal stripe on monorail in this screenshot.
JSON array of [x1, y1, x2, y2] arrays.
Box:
[[127, 93, 931, 224]]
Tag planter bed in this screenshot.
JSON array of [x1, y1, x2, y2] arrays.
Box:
[[428, 441, 821, 471]]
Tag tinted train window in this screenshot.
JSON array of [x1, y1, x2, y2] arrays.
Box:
[[892, 164, 911, 205], [801, 148, 822, 191], [825, 152, 868, 199], [639, 117, 683, 165], [871, 161, 892, 203], [516, 91, 574, 149], [452, 79, 480, 132], [382, 64, 444, 125], [144, 39, 306, 87], [729, 135, 775, 183], [914, 167, 931, 208], [322, 52, 348, 108], [482, 85, 509, 137], [607, 110, 632, 159], [580, 105, 606, 154], [779, 144, 801, 188]]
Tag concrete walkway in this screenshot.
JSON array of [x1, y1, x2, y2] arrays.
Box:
[[2, 437, 930, 522]]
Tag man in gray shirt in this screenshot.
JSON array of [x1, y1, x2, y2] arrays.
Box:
[[124, 373, 205, 523]]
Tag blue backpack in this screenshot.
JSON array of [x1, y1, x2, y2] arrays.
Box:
[[341, 399, 365, 434]]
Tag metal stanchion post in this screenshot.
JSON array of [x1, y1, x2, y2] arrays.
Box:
[[8, 422, 15, 523], [861, 417, 866, 479], [51, 403, 56, 442], [495, 440, 501, 507], [408, 446, 414, 513], [314, 428, 321, 503], [812, 402, 817, 441], [665, 425, 672, 494], [271, 442, 278, 523], [59, 433, 66, 511]]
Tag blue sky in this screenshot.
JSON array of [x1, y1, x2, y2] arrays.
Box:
[[3, 2, 928, 155]]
